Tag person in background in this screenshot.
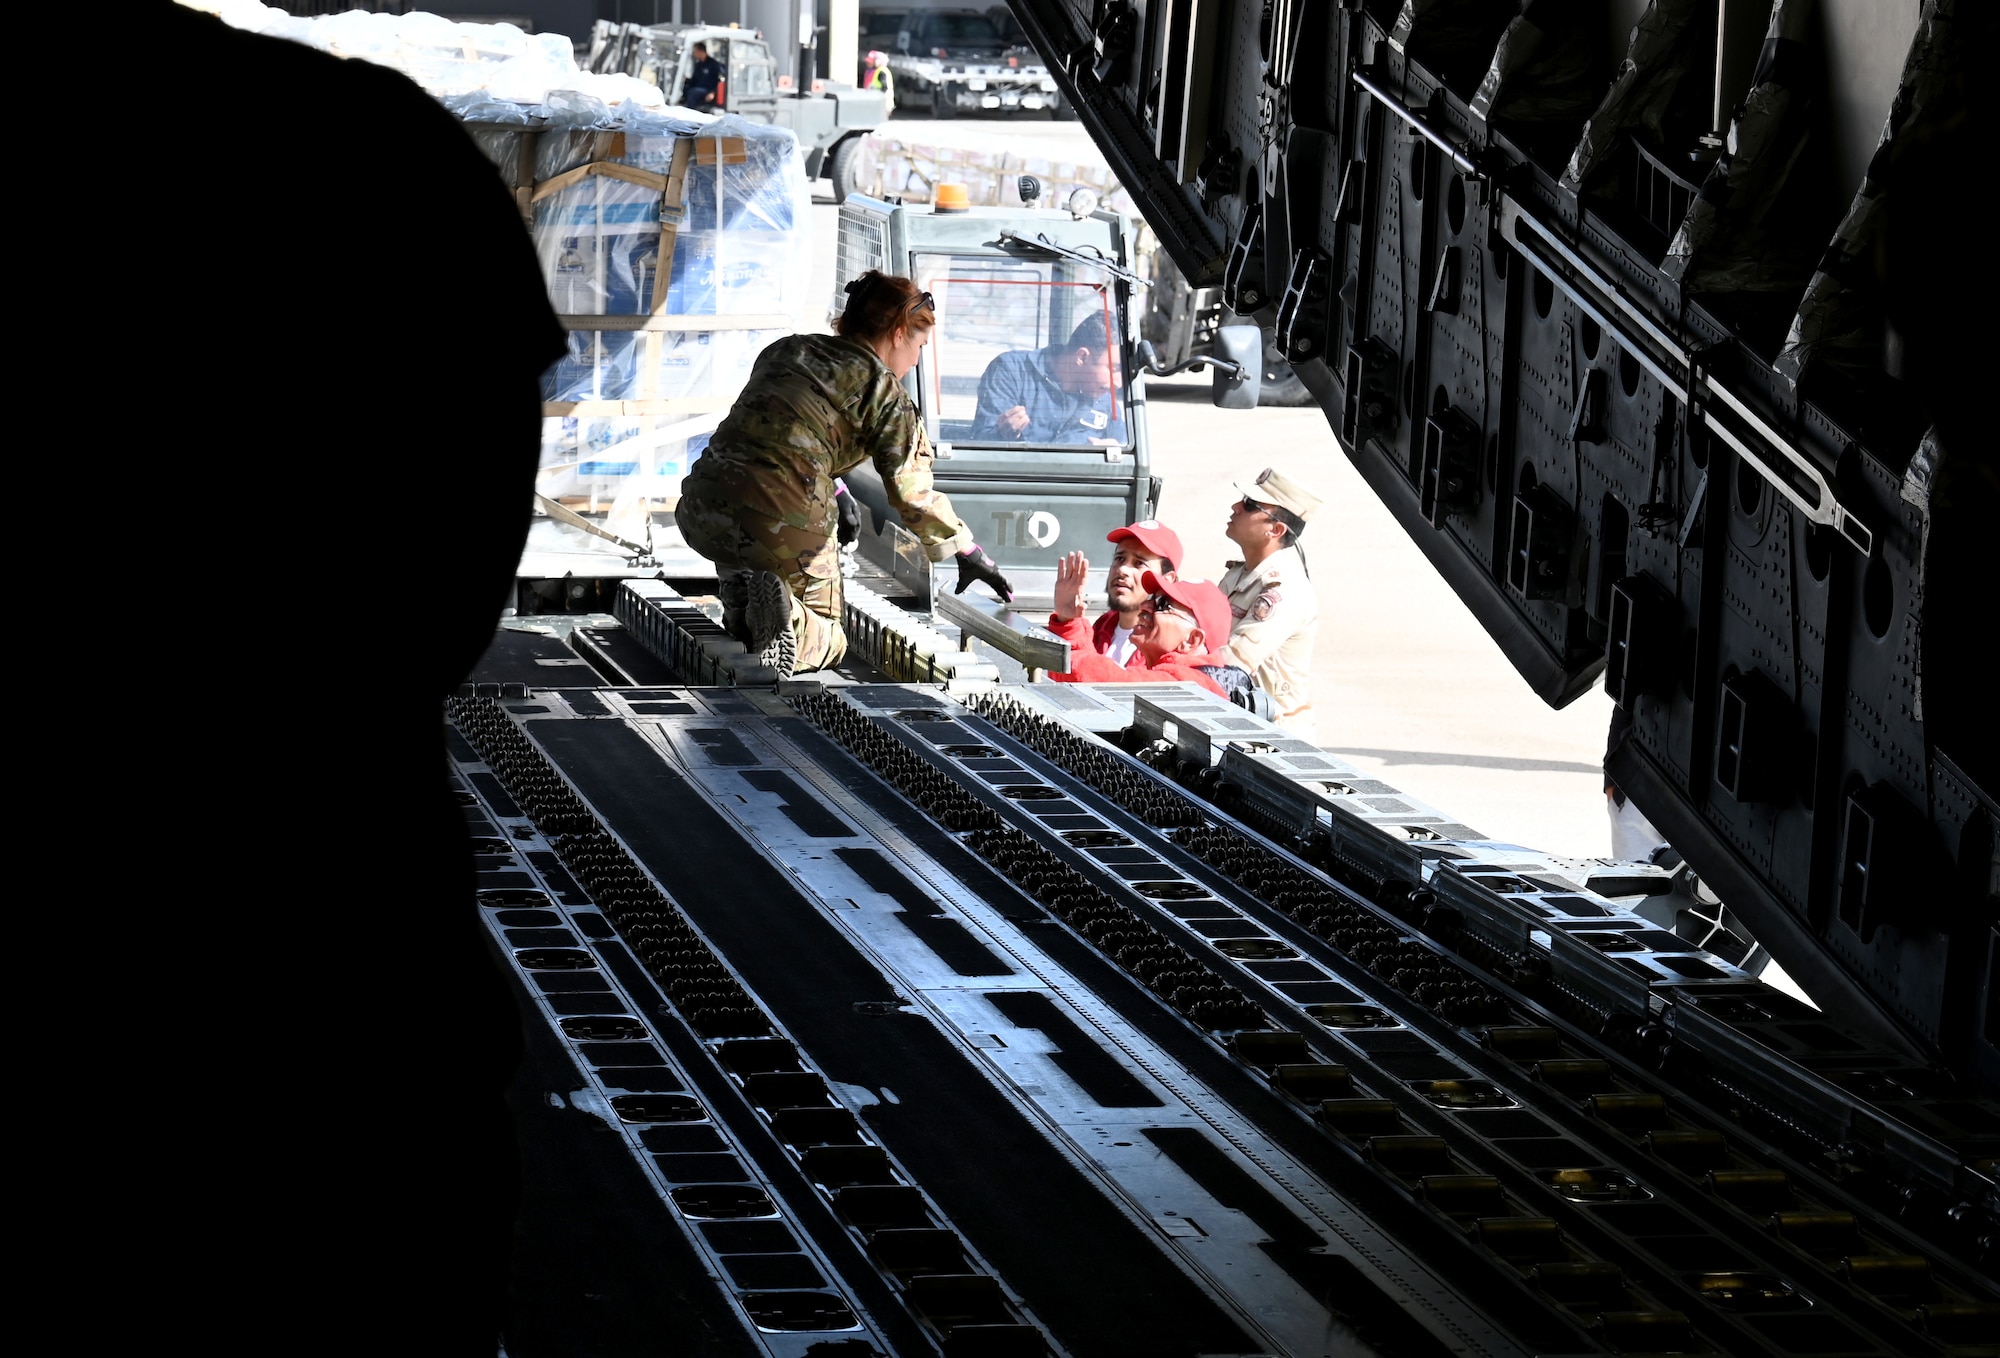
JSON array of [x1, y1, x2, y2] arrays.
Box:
[[682, 40, 724, 108], [972, 312, 1128, 445], [1216, 467, 1323, 739], [675, 270, 1012, 673], [1048, 519, 1184, 669], [1046, 572, 1250, 698], [861, 49, 895, 103]]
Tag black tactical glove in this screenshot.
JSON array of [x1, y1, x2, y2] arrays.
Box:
[[953, 544, 1014, 602], [834, 478, 861, 547]]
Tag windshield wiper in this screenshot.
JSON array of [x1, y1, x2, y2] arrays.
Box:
[[994, 230, 1148, 289]]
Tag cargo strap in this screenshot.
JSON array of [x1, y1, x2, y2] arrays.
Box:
[[535, 492, 650, 555], [531, 158, 670, 202], [641, 137, 699, 404]]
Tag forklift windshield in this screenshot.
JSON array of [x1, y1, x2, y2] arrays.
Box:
[[914, 253, 1129, 451]]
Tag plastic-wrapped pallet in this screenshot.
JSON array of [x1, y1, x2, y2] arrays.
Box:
[[183, 1, 666, 108], [466, 103, 811, 533]]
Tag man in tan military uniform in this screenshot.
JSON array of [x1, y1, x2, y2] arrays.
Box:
[[1215, 467, 1323, 740]]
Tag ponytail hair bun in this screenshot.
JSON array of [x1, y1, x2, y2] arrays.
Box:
[[837, 271, 934, 345]]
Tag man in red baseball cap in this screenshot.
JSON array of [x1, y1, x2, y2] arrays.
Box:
[[1047, 570, 1250, 699], [1048, 519, 1184, 669]]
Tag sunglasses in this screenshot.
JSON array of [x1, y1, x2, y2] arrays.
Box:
[[908, 290, 936, 317], [1238, 496, 1270, 516], [1146, 594, 1192, 620]]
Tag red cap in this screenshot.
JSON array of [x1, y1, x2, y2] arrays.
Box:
[[1139, 570, 1232, 651], [1106, 519, 1184, 571]]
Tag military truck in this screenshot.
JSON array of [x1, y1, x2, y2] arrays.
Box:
[[886, 8, 1067, 118], [586, 20, 887, 201], [832, 190, 1259, 606], [1005, 0, 1996, 1093]]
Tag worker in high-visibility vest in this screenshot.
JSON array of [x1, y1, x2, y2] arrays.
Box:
[[861, 48, 895, 105]]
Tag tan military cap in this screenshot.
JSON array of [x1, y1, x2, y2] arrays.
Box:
[[1234, 467, 1323, 522]]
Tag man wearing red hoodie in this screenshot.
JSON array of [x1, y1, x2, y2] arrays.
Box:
[[1047, 571, 1244, 699], [1048, 519, 1184, 668]]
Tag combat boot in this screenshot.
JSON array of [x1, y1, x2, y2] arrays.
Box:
[[720, 569, 795, 674]]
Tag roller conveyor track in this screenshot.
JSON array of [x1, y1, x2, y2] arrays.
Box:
[[798, 689, 2000, 1355], [450, 680, 2000, 1357]]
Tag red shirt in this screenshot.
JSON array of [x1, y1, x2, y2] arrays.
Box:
[[1046, 610, 1150, 670], [1044, 615, 1228, 698]]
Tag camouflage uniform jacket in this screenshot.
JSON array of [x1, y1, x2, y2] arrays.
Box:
[[679, 333, 973, 561]]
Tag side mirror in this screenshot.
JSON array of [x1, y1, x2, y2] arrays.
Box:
[[1212, 325, 1262, 410], [1133, 339, 1161, 374]]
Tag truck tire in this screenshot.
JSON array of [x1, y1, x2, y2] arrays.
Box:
[[827, 138, 861, 204], [1259, 361, 1315, 407]]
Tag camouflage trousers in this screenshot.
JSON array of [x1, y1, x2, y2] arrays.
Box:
[[674, 495, 846, 673]]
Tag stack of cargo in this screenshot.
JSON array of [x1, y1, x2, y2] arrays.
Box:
[[184, 0, 665, 107], [473, 110, 810, 540]]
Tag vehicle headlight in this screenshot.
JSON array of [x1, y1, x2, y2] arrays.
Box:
[[1039, 77, 1058, 92]]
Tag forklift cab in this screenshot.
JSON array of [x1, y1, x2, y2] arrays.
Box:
[[834, 196, 1151, 606], [612, 25, 780, 122]]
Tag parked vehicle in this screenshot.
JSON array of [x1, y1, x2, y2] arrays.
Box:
[[883, 9, 1065, 119], [586, 21, 887, 201]]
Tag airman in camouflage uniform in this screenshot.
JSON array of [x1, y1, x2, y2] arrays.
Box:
[[675, 331, 973, 670]]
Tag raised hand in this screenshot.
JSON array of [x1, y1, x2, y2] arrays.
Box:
[[1052, 549, 1090, 620]]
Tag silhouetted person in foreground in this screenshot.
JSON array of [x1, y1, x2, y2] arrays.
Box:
[[1880, 10, 1997, 796], [150, 8, 562, 1350]]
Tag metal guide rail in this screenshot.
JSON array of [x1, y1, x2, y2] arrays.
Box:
[[617, 576, 1003, 688], [840, 580, 999, 686], [616, 578, 778, 687], [448, 678, 1997, 1356]]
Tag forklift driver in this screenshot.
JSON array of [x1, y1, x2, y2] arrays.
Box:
[[972, 313, 1128, 445], [682, 41, 724, 108]]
